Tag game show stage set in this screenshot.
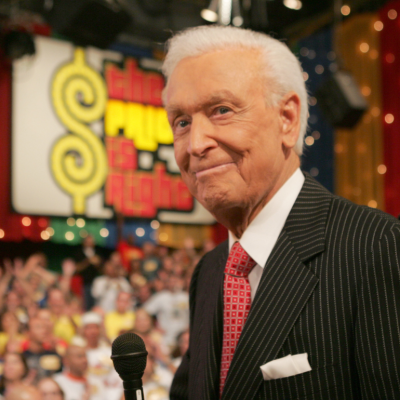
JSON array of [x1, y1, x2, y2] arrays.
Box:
[[1, 0, 400, 265]]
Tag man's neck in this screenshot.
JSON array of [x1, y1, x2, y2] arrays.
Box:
[[87, 341, 99, 350], [66, 371, 86, 381]]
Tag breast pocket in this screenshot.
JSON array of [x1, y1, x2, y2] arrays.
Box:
[[261, 364, 342, 400]]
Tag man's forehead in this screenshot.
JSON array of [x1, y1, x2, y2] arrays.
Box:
[[168, 45, 262, 75]]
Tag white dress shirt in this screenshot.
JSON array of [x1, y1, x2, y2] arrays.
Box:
[[228, 168, 305, 301]]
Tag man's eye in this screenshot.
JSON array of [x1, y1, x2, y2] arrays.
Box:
[[178, 120, 189, 128], [217, 107, 230, 114]]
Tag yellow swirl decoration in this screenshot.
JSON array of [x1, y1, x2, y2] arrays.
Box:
[[51, 48, 108, 214]]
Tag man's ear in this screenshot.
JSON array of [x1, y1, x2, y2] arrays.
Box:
[[279, 91, 301, 149]]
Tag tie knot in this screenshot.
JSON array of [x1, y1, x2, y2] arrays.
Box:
[[225, 242, 257, 277]]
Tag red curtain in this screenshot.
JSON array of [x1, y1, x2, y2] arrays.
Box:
[[380, 0, 400, 217], [0, 56, 48, 242]]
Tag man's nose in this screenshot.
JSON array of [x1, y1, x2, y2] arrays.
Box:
[[187, 115, 217, 157]]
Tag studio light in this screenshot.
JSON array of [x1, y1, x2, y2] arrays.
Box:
[[283, 0, 302, 10], [232, 0, 243, 26], [201, 0, 243, 26], [201, 0, 219, 22], [219, 0, 233, 25]]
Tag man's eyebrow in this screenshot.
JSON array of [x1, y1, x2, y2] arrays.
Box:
[[207, 90, 238, 101], [202, 90, 242, 107], [165, 104, 182, 116], [165, 90, 242, 116]]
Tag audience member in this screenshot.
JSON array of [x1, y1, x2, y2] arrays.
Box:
[[0, 312, 24, 356], [132, 282, 151, 308], [17, 253, 56, 307], [141, 355, 170, 400], [132, 309, 169, 365], [91, 258, 131, 313], [143, 274, 189, 347], [58, 259, 76, 299], [140, 242, 161, 282], [0, 353, 29, 397], [37, 377, 64, 400], [171, 330, 189, 370], [108, 252, 125, 275], [104, 292, 135, 341], [117, 234, 144, 273], [161, 256, 174, 274], [3, 291, 28, 325], [46, 288, 77, 344], [182, 238, 197, 263], [152, 277, 165, 293], [74, 235, 103, 310], [156, 246, 169, 259], [5, 384, 40, 400], [81, 312, 122, 400], [54, 344, 105, 400], [0, 262, 14, 310], [35, 309, 68, 357], [22, 317, 62, 382]]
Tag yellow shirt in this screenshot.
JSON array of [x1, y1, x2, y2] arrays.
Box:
[[0, 333, 25, 355], [105, 311, 135, 341], [53, 315, 80, 343]]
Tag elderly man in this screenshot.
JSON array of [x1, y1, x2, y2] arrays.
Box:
[[163, 26, 400, 400]]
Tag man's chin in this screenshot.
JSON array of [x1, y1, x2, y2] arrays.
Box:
[[198, 189, 242, 215]]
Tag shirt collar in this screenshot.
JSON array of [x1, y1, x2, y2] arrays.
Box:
[[229, 168, 305, 268]]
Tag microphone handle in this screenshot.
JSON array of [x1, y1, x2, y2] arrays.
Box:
[[122, 375, 145, 400]]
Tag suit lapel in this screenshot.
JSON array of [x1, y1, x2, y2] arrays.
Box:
[[221, 174, 333, 400], [197, 242, 227, 400], [204, 280, 224, 400]]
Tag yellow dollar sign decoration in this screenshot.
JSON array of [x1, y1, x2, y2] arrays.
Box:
[[51, 48, 108, 214]]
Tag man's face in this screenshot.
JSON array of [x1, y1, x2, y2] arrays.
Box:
[[116, 292, 131, 313], [38, 378, 63, 400], [66, 346, 88, 376], [83, 323, 100, 344], [104, 262, 118, 278], [166, 48, 290, 216], [36, 309, 53, 334], [29, 319, 47, 344], [48, 290, 65, 315], [6, 291, 20, 310]]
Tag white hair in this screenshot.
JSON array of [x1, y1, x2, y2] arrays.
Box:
[[162, 25, 308, 155]]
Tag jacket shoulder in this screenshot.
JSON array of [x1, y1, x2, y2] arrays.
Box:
[[188, 241, 228, 316], [329, 191, 400, 240], [303, 173, 400, 240], [189, 241, 228, 295]]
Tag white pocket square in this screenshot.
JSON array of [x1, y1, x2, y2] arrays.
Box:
[[260, 353, 312, 381]]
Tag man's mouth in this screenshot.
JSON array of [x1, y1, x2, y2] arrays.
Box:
[[195, 162, 235, 178]]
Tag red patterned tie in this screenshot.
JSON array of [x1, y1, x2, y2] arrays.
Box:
[[219, 242, 257, 397]]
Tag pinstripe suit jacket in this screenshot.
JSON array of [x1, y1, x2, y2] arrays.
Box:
[[170, 174, 400, 400]]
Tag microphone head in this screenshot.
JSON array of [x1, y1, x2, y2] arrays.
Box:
[[111, 332, 148, 381]]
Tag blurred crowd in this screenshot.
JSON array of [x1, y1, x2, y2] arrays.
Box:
[[0, 235, 216, 400]]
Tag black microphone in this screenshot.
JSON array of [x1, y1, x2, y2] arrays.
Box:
[[111, 332, 148, 400]]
